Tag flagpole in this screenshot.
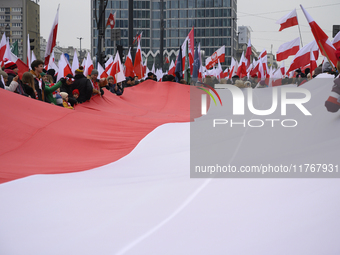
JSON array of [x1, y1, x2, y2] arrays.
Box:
[[296, 15, 304, 48], [318, 40, 335, 70]]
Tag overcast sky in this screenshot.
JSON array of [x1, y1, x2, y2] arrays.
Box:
[[40, 0, 339, 64]]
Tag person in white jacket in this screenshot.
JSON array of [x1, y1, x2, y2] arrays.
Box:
[[0, 70, 19, 92]]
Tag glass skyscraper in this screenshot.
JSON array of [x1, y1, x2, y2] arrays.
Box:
[[91, 0, 237, 69]]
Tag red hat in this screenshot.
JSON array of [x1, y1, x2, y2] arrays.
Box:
[[336, 47, 340, 61], [4, 59, 17, 70], [72, 89, 79, 95]]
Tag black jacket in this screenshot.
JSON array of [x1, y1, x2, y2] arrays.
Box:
[[59, 78, 77, 106], [72, 74, 93, 103]]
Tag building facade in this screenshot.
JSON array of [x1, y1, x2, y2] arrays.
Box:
[[91, 0, 237, 69], [0, 0, 40, 63]]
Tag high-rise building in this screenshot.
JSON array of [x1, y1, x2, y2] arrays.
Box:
[[0, 0, 40, 63], [91, 0, 237, 69]]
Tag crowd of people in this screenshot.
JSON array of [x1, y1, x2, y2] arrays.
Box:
[[0, 60, 129, 109], [1, 54, 339, 111]]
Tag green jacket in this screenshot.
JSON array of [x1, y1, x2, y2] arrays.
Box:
[[44, 81, 62, 105]]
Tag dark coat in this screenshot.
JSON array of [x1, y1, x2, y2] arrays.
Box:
[[59, 78, 78, 106], [72, 74, 93, 103]]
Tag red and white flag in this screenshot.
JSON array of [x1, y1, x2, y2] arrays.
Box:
[[205, 46, 225, 70], [258, 49, 268, 79], [83, 52, 94, 77], [143, 58, 147, 78], [287, 40, 319, 73], [216, 59, 223, 80], [125, 48, 135, 78], [0, 33, 7, 64], [228, 57, 238, 79], [109, 52, 125, 84], [280, 61, 286, 76], [245, 39, 252, 67], [106, 12, 116, 29], [133, 31, 143, 45], [134, 40, 143, 79], [46, 52, 59, 75], [31, 50, 36, 64], [332, 31, 340, 50], [44, 5, 60, 66], [71, 49, 79, 76], [57, 53, 72, 82], [276, 9, 298, 32], [181, 28, 194, 72], [300, 5, 337, 68], [27, 34, 31, 68], [97, 62, 107, 79], [236, 52, 247, 78], [276, 37, 300, 62], [168, 60, 175, 76], [310, 48, 317, 78]]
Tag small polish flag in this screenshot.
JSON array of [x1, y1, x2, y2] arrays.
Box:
[[276, 9, 298, 32], [276, 37, 300, 62]]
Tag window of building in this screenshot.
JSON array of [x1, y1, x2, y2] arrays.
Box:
[[171, 10, 178, 18], [179, 29, 187, 37], [179, 19, 186, 28], [152, 20, 160, 29], [171, 39, 178, 47], [12, 7, 22, 12], [223, 0, 231, 7], [121, 10, 128, 18], [171, 20, 178, 27], [12, 23, 22, 27], [152, 40, 160, 48], [152, 2, 160, 10], [171, 29, 178, 37], [172, 1, 179, 8], [179, 10, 186, 18], [197, 0, 205, 8], [179, 1, 187, 8], [214, 0, 222, 7], [153, 10, 160, 19], [188, 0, 195, 8], [12, 31, 22, 35], [153, 30, 160, 38], [0, 16, 5, 19]]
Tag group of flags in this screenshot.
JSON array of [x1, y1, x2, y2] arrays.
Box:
[[1, 5, 339, 87]]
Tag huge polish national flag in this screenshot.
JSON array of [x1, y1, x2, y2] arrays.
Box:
[[276, 9, 298, 31], [276, 37, 300, 62]]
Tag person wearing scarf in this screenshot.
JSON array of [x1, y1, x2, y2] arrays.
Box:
[[30, 60, 45, 101]]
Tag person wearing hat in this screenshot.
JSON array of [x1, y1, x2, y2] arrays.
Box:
[[89, 69, 105, 96], [60, 74, 77, 106], [0, 70, 19, 92], [325, 48, 340, 112], [71, 66, 93, 103], [3, 59, 27, 96]]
